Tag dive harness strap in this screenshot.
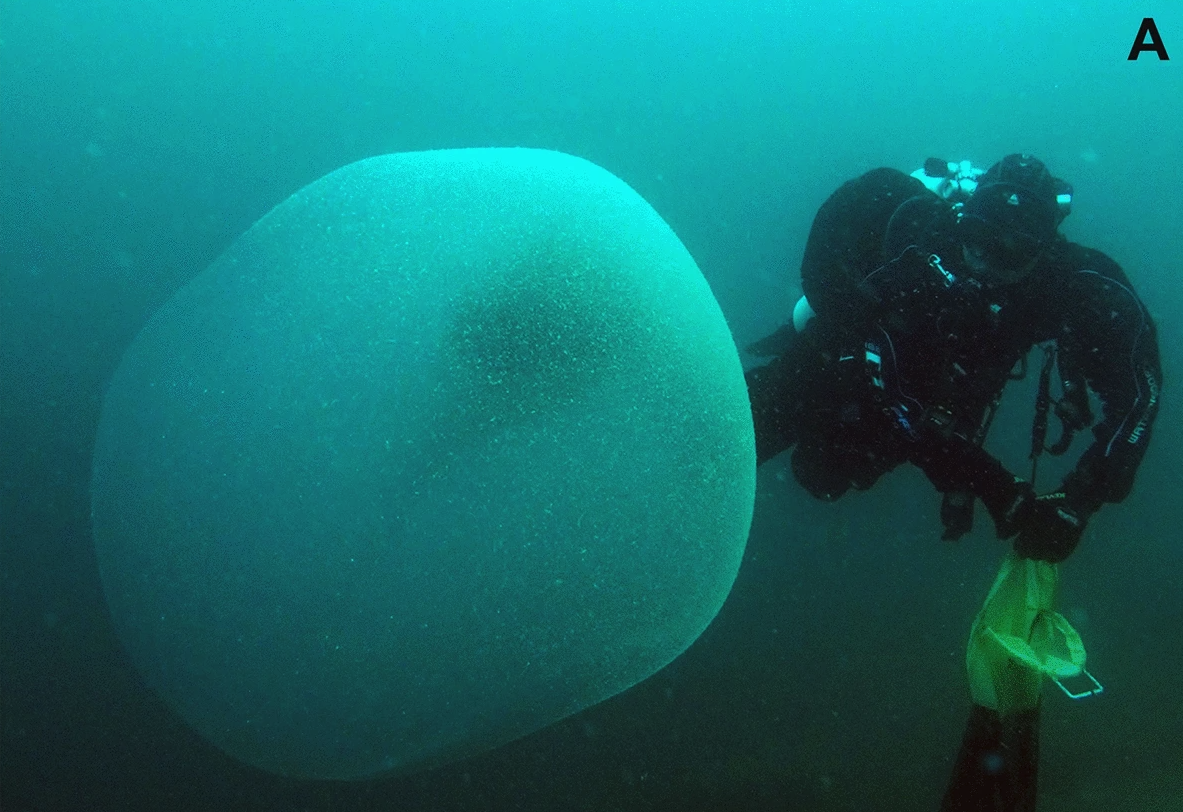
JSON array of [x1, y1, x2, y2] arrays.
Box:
[[1028, 342, 1093, 487]]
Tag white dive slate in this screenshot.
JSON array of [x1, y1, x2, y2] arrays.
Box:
[[91, 148, 757, 780]]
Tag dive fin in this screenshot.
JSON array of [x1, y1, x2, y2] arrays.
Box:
[[940, 703, 1040, 812]]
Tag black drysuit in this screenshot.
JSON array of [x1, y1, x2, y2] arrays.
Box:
[[746, 167, 1161, 528]]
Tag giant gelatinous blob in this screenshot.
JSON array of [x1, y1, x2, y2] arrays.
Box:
[[91, 149, 756, 780]]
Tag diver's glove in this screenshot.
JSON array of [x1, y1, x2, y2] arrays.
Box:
[[1014, 492, 1092, 563], [908, 426, 1032, 540], [979, 475, 1035, 540], [939, 490, 975, 541]]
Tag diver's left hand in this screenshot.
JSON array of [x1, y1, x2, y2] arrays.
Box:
[[1014, 492, 1089, 563]]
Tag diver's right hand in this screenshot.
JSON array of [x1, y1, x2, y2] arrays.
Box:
[[939, 490, 975, 541], [979, 476, 1036, 540], [908, 426, 1033, 539]]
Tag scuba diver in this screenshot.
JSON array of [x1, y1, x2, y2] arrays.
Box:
[[744, 154, 1162, 810]]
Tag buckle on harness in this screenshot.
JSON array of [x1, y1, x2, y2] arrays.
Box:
[[928, 253, 956, 287], [865, 343, 885, 389]]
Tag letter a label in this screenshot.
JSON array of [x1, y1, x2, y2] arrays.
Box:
[[1128, 17, 1169, 60]]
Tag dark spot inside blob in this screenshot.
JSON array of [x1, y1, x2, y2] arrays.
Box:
[[443, 248, 643, 420]]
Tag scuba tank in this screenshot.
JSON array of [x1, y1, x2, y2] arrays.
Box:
[[911, 158, 986, 202]]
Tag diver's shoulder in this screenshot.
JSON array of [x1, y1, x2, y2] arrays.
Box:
[[1045, 239, 1147, 315], [1047, 239, 1128, 282]]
